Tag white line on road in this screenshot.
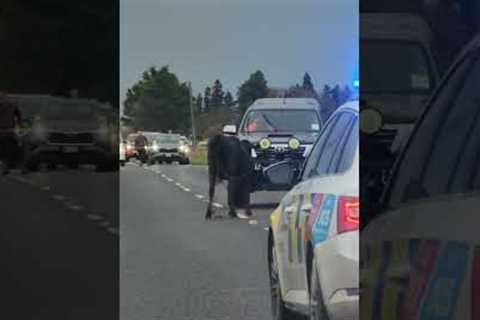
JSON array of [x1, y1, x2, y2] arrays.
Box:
[[212, 202, 223, 208], [166, 178, 174, 182], [52, 195, 67, 201], [264, 227, 269, 231], [87, 214, 103, 221], [195, 194, 205, 199], [107, 227, 119, 235], [67, 204, 84, 211], [248, 220, 258, 225], [182, 188, 191, 192]]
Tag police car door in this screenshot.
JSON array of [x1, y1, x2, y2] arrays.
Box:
[[280, 110, 356, 301]]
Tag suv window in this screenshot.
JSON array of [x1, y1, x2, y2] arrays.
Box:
[[389, 52, 480, 206], [302, 111, 355, 180]]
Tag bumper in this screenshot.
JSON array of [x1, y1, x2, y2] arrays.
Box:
[[314, 231, 359, 320], [28, 144, 111, 164], [151, 152, 189, 161]]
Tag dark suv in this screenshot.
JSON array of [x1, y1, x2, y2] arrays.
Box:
[[230, 98, 323, 191]]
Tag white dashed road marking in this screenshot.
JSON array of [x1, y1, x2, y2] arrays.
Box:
[[87, 214, 103, 221], [212, 202, 223, 209], [195, 194, 205, 200]]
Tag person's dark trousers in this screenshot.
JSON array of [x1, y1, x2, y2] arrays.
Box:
[[0, 134, 20, 169]]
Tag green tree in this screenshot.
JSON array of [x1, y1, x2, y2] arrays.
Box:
[[124, 66, 190, 132], [302, 72, 314, 92], [196, 93, 203, 114], [237, 70, 269, 115], [204, 86, 212, 112], [210, 79, 224, 108], [224, 91, 234, 106]]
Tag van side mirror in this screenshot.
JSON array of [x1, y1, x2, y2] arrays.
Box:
[[223, 125, 237, 135]]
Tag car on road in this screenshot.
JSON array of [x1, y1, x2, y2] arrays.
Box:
[[361, 35, 480, 320], [226, 98, 323, 192], [24, 98, 113, 171], [267, 100, 359, 320], [149, 133, 191, 164], [119, 139, 126, 166], [125, 133, 138, 161]]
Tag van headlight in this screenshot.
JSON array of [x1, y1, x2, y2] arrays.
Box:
[[259, 138, 271, 150], [179, 145, 190, 154], [152, 143, 159, 152], [288, 138, 301, 150]]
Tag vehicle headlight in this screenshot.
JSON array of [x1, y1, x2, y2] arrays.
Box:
[[259, 138, 271, 150], [288, 138, 301, 150], [95, 127, 109, 142], [32, 125, 47, 140], [152, 144, 159, 152], [179, 145, 190, 153]]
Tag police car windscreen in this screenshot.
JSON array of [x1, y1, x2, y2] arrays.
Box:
[[242, 109, 321, 133], [41, 102, 96, 120], [361, 40, 433, 93]]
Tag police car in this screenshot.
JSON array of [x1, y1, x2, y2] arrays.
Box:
[[225, 98, 323, 192], [361, 35, 480, 320], [267, 100, 359, 320]]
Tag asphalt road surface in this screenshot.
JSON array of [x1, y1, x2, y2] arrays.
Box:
[[121, 162, 286, 320], [0, 167, 118, 319]]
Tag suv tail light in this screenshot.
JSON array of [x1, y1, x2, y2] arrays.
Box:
[[337, 196, 359, 233]]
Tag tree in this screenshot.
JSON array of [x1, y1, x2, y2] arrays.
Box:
[[302, 72, 315, 92], [204, 86, 212, 112], [224, 91, 234, 106], [196, 93, 203, 114], [210, 79, 224, 108], [237, 70, 269, 115], [123, 66, 190, 132]]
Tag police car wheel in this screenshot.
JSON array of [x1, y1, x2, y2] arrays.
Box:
[[268, 236, 305, 320], [309, 262, 329, 320]]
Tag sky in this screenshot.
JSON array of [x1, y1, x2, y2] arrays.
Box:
[[120, 0, 358, 111]]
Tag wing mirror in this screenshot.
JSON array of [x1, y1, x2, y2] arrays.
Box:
[[223, 125, 237, 135], [360, 107, 383, 135]]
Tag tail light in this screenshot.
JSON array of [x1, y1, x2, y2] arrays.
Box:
[[337, 196, 359, 233]]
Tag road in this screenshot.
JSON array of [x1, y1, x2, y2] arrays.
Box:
[[121, 162, 286, 320], [0, 167, 118, 319]]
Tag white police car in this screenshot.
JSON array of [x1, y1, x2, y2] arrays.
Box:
[[361, 35, 480, 320], [267, 100, 359, 320]]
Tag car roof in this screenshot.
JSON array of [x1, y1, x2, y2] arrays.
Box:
[[361, 13, 433, 43], [333, 100, 359, 114], [456, 33, 480, 58], [247, 98, 320, 111]]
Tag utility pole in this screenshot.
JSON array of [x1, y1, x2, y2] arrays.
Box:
[[188, 82, 197, 145]]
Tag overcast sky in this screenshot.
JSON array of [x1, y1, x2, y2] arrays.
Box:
[[120, 0, 358, 110]]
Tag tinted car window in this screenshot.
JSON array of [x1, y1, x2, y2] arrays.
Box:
[[390, 52, 480, 206], [336, 115, 358, 173], [325, 113, 356, 174], [303, 112, 353, 180], [302, 114, 340, 180]]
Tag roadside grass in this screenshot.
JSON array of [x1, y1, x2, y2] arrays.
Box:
[[190, 147, 207, 166]]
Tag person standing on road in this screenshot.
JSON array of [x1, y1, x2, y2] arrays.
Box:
[[134, 131, 149, 164], [0, 92, 22, 174]]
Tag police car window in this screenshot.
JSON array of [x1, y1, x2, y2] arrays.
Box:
[[305, 113, 351, 179], [390, 52, 480, 205], [336, 115, 358, 173], [302, 114, 340, 180], [326, 113, 356, 174]]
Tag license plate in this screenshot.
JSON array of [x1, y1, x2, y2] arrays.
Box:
[[64, 146, 79, 153], [165, 153, 172, 157]]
